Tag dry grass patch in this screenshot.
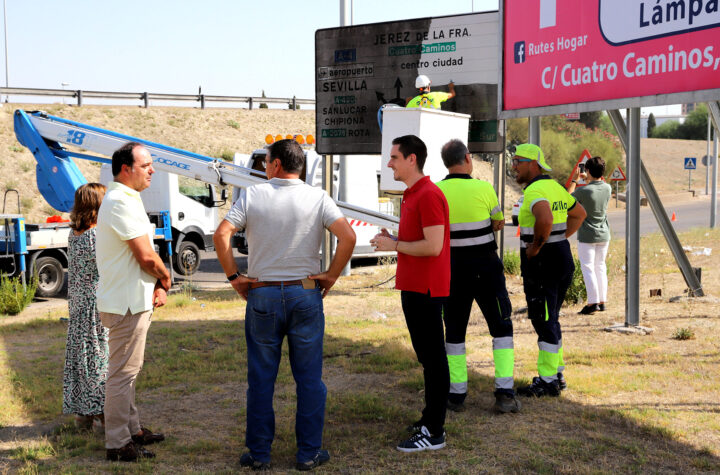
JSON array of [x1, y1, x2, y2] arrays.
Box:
[[0, 230, 719, 472]]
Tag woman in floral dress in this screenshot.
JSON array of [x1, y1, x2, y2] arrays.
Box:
[[62, 183, 108, 429]]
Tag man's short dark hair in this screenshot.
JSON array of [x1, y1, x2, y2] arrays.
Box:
[[392, 135, 428, 172], [440, 139, 468, 168], [112, 142, 143, 177], [586, 156, 606, 179], [267, 139, 305, 174]]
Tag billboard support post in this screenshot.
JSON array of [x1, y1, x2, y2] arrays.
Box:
[[609, 110, 704, 306], [528, 117, 540, 146], [706, 110, 711, 195], [625, 108, 641, 326], [708, 102, 720, 228]]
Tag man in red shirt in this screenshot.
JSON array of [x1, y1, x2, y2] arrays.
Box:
[[371, 134, 451, 452]]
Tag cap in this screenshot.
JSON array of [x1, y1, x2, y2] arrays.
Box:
[[415, 75, 431, 89], [514, 143, 552, 171]]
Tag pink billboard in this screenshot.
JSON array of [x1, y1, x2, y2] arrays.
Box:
[[500, 0, 720, 117]]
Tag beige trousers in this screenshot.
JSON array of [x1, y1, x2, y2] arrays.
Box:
[[100, 309, 152, 449]]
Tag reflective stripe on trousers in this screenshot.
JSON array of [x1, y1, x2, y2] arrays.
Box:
[[538, 341, 560, 382], [493, 336, 514, 389], [446, 342, 467, 395]]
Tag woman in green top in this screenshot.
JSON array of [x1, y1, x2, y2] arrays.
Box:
[[567, 157, 612, 315]]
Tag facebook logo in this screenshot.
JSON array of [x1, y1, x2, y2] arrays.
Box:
[[514, 41, 526, 64]]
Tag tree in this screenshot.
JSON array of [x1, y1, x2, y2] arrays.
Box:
[[678, 104, 707, 140], [259, 90, 268, 109], [579, 111, 602, 130], [647, 113, 656, 137]]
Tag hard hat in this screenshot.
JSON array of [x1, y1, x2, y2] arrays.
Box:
[[415, 75, 431, 89], [514, 143, 552, 171]]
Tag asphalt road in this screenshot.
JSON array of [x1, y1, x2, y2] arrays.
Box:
[[501, 196, 718, 252], [185, 197, 719, 284], [35, 196, 719, 306]]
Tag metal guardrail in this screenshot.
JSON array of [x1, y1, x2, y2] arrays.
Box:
[[0, 86, 315, 110]]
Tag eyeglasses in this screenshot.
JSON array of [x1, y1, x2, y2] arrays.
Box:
[[511, 158, 533, 166]]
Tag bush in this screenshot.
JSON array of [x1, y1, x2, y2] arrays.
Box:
[[503, 250, 521, 276], [652, 120, 680, 138], [0, 274, 37, 315], [564, 257, 587, 305], [672, 327, 695, 340]]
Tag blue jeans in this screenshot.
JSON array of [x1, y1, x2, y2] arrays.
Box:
[[244, 284, 326, 463]]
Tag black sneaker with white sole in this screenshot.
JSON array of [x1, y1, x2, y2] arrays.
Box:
[[397, 426, 446, 452]]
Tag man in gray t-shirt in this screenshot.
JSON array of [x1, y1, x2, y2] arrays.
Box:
[[213, 139, 355, 471]]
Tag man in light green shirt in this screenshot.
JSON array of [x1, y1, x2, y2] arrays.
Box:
[[96, 142, 171, 462]]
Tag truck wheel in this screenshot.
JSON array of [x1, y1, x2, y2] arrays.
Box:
[[33, 256, 65, 298], [173, 241, 200, 275]]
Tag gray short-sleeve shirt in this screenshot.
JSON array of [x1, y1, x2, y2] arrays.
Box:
[[224, 178, 345, 281]]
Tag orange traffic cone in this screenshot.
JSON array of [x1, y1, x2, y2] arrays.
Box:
[[516, 226, 521, 237], [671, 212, 677, 222]]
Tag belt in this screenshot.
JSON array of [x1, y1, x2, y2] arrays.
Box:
[[249, 280, 305, 289]]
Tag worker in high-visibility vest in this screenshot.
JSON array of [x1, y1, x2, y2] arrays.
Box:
[[436, 139, 521, 414], [406, 75, 455, 109], [512, 143, 586, 397]]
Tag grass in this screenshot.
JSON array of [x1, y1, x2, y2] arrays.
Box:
[[0, 228, 719, 472]]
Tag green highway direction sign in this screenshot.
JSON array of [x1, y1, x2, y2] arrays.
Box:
[[315, 12, 503, 155]]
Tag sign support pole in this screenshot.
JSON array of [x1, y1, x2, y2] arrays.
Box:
[[708, 101, 720, 228], [707, 109, 711, 195], [321, 155, 335, 271], [609, 110, 704, 303], [337, 0, 352, 276], [615, 181, 619, 208], [625, 108, 641, 326]]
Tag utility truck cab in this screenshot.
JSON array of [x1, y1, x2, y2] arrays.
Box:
[[100, 166, 225, 275]]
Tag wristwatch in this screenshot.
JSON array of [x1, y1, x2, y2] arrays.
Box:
[[227, 271, 242, 282]]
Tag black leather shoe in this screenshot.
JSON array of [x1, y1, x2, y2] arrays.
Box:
[[239, 452, 270, 471], [106, 441, 155, 462], [557, 372, 567, 391], [598, 303, 606, 311], [296, 449, 330, 471], [493, 391, 522, 413], [579, 304, 600, 315], [517, 377, 560, 397], [131, 427, 165, 445]]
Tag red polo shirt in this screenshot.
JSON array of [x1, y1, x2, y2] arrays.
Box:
[[395, 176, 450, 297]]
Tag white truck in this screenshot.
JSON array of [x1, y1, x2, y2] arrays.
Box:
[[12, 110, 399, 296], [99, 166, 224, 275], [233, 148, 394, 258]]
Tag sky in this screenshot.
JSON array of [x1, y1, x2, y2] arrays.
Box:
[[1, 0, 498, 100], [0, 0, 679, 114]]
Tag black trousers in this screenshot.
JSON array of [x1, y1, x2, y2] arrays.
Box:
[[444, 250, 513, 344], [520, 241, 574, 345], [400, 290, 449, 437]]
